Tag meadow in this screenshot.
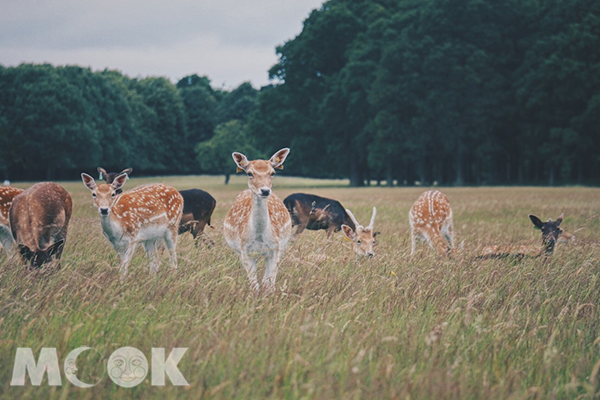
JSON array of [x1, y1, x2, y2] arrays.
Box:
[[1, 175, 600, 399]]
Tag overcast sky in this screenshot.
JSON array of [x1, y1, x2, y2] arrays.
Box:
[[0, 0, 324, 89]]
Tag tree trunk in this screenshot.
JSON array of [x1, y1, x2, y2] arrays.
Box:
[[455, 147, 465, 186], [386, 161, 393, 187], [350, 158, 363, 187], [224, 173, 230, 185]]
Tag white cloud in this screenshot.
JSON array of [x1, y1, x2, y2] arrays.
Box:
[[0, 0, 324, 88]]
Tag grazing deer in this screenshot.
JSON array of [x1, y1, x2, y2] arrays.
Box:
[[284, 193, 355, 238], [341, 207, 379, 257], [409, 190, 454, 256], [223, 148, 292, 292], [81, 173, 183, 277], [98, 167, 216, 246], [9, 183, 72, 268], [476, 213, 571, 259], [0, 186, 24, 253]]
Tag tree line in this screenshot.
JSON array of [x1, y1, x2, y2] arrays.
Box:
[[1, 0, 599, 185]]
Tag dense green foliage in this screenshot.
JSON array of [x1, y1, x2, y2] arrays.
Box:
[[1, 0, 599, 185]]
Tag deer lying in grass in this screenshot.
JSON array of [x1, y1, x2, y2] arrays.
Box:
[[409, 190, 454, 256], [341, 207, 378, 257], [82, 173, 183, 277], [10, 183, 72, 268], [476, 213, 572, 260], [223, 148, 292, 293], [98, 167, 216, 246], [0, 186, 24, 253]]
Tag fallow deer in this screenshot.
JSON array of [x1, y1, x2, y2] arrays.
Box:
[[0, 186, 24, 253], [81, 173, 183, 277], [284, 193, 356, 238], [9, 182, 72, 268], [98, 167, 216, 246], [409, 190, 454, 256], [476, 213, 571, 259], [223, 148, 292, 293], [341, 207, 378, 257]]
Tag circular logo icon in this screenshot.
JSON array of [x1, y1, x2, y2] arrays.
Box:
[[64, 347, 105, 388], [107, 347, 148, 388]]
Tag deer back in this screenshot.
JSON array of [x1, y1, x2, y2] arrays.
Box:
[[409, 190, 452, 230]]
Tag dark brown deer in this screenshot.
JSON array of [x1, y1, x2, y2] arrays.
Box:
[[97, 167, 216, 245], [10, 182, 72, 268], [0, 186, 24, 253], [476, 213, 569, 260], [283, 193, 355, 238]]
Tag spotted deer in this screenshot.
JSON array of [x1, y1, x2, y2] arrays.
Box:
[[0, 186, 24, 253], [341, 207, 378, 257], [10, 182, 72, 268], [409, 190, 454, 256], [223, 148, 292, 293], [81, 173, 183, 277], [476, 213, 572, 259]]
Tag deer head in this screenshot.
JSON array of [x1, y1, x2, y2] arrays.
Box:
[[342, 207, 378, 257], [82, 173, 128, 216], [232, 148, 290, 198], [529, 213, 565, 255], [19, 240, 64, 268], [97, 167, 133, 184]]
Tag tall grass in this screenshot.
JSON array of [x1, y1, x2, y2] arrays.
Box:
[[1, 177, 599, 399]]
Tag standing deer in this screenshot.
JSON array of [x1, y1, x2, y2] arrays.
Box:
[[0, 186, 24, 253], [341, 207, 378, 257], [10, 183, 72, 268], [81, 173, 183, 277], [476, 213, 571, 259], [409, 190, 454, 256], [223, 148, 292, 293], [98, 167, 216, 246]]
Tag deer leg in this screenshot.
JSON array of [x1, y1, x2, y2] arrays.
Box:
[[441, 220, 454, 249], [163, 228, 178, 269], [294, 224, 307, 236], [262, 251, 281, 293], [119, 242, 137, 278], [326, 226, 335, 239], [143, 239, 160, 274], [410, 231, 418, 256], [0, 225, 14, 253], [240, 252, 259, 292]]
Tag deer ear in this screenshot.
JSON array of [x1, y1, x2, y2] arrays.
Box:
[[556, 213, 564, 226], [81, 173, 97, 191], [269, 148, 290, 170], [111, 173, 128, 191], [46, 240, 64, 257], [120, 168, 133, 179], [342, 224, 355, 241], [529, 215, 543, 229], [97, 167, 108, 181], [232, 152, 249, 173]]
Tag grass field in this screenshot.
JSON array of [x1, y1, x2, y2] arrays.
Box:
[[1, 175, 600, 399]]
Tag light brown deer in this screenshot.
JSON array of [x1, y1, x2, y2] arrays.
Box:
[[10, 182, 72, 268], [223, 148, 292, 293], [409, 190, 454, 256], [81, 173, 183, 277], [0, 186, 24, 253], [341, 207, 378, 257]]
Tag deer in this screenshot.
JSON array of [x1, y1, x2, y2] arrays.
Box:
[[476, 213, 572, 260], [223, 148, 293, 293], [409, 190, 454, 256], [9, 182, 72, 268], [98, 167, 216, 246], [284, 193, 356, 238], [341, 207, 379, 257], [81, 173, 183, 277], [0, 185, 24, 254]]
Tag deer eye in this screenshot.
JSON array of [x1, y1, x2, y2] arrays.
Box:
[[271, 172, 276, 177], [111, 192, 116, 197], [247, 172, 254, 178], [92, 193, 97, 198], [357, 240, 362, 244]]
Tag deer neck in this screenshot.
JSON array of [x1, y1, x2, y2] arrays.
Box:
[[100, 212, 122, 242], [250, 193, 270, 236]]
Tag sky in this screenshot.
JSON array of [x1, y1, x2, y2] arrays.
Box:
[[0, 0, 325, 89]]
